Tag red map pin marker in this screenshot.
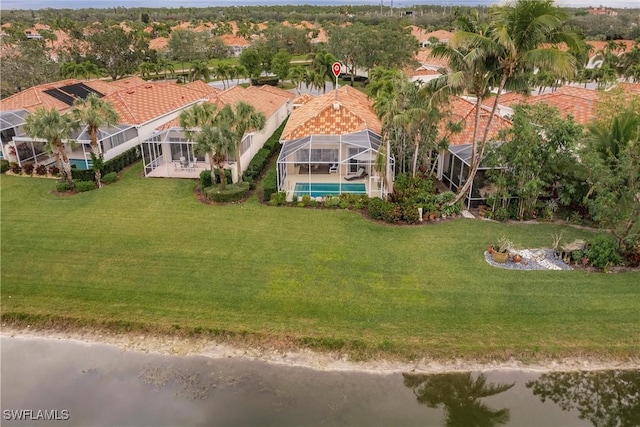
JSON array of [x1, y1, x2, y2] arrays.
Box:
[[332, 62, 342, 77]]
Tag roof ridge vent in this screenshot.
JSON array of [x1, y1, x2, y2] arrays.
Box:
[[332, 101, 341, 110]]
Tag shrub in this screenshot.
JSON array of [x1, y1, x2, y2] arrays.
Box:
[[102, 172, 118, 184], [205, 182, 250, 203], [1, 159, 10, 173], [296, 202, 305, 207], [242, 148, 270, 182], [381, 202, 402, 223], [367, 197, 387, 220], [22, 163, 34, 175], [324, 195, 339, 208], [441, 201, 462, 217], [212, 168, 232, 185], [269, 193, 279, 206], [199, 169, 213, 188], [262, 168, 278, 202], [301, 194, 311, 207], [48, 165, 60, 176], [56, 181, 71, 192], [586, 235, 622, 270], [291, 194, 298, 204], [276, 191, 287, 206], [71, 168, 94, 181], [9, 162, 21, 174], [35, 164, 48, 176], [353, 197, 367, 210], [401, 202, 420, 224], [74, 180, 97, 192]]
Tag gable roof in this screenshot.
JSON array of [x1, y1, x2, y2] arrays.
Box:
[[281, 85, 381, 141], [222, 34, 250, 47]]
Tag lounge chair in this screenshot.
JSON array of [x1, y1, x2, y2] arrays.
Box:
[[344, 167, 367, 181]]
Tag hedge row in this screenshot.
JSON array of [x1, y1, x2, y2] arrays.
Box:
[[1, 159, 10, 173], [205, 182, 250, 203], [70, 146, 141, 182], [200, 169, 232, 188], [241, 118, 287, 184], [262, 168, 278, 202]]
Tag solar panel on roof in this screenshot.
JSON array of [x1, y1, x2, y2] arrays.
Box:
[[43, 83, 103, 106]]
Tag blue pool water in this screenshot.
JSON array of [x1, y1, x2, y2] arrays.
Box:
[[294, 183, 366, 198], [70, 159, 92, 170]]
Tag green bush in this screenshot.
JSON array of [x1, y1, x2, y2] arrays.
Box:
[[0, 159, 9, 173], [276, 191, 287, 206], [269, 193, 279, 206], [242, 148, 270, 182], [56, 181, 71, 192], [368, 197, 387, 220], [586, 236, 622, 270], [102, 172, 118, 184], [324, 195, 339, 208], [381, 202, 402, 223], [71, 168, 94, 181], [199, 169, 213, 188], [262, 168, 278, 202], [301, 194, 311, 207], [401, 202, 420, 224], [48, 165, 60, 176], [212, 168, 232, 185], [205, 182, 250, 203], [74, 180, 97, 192]]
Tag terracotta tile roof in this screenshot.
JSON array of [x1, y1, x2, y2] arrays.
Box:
[[109, 76, 147, 89], [293, 94, 315, 106], [103, 81, 206, 125], [149, 36, 168, 51], [424, 30, 453, 41], [616, 82, 640, 95], [251, 84, 295, 101], [183, 80, 220, 97], [0, 78, 82, 112], [157, 84, 291, 130], [311, 28, 328, 44], [281, 85, 381, 141], [525, 86, 598, 125], [222, 34, 249, 47], [171, 22, 191, 31], [443, 97, 512, 146]]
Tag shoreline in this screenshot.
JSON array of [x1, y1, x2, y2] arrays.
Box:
[[3, 326, 639, 374]]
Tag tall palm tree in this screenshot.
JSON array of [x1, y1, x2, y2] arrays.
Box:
[[72, 93, 119, 188], [288, 66, 307, 94], [214, 63, 232, 89], [310, 49, 337, 93], [189, 60, 211, 82], [24, 108, 78, 190], [217, 102, 266, 181], [194, 123, 236, 189], [445, 0, 583, 204]]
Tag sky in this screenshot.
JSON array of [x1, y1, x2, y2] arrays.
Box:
[[1, 0, 638, 9]]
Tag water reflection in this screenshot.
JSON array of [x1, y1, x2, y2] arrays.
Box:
[[403, 372, 515, 427], [526, 370, 640, 427]]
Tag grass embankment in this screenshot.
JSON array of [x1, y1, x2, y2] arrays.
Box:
[[1, 165, 639, 362]]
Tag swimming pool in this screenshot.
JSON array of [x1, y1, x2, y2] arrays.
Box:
[[69, 159, 92, 170], [294, 183, 366, 198]]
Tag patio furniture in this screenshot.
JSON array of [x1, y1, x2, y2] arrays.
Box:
[[174, 161, 183, 171], [344, 167, 367, 181], [329, 163, 338, 173]]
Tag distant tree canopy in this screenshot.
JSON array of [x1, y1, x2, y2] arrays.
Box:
[[85, 24, 149, 81], [0, 40, 60, 97]]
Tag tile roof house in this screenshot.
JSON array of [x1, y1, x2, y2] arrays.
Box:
[[407, 48, 451, 83], [277, 85, 391, 200], [222, 34, 250, 57], [1, 78, 213, 170], [409, 26, 452, 48], [141, 84, 294, 181]]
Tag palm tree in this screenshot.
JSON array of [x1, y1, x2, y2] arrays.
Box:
[[179, 102, 219, 173], [214, 63, 232, 89], [195, 123, 236, 189], [310, 49, 337, 93], [156, 58, 175, 80], [72, 93, 120, 188], [24, 108, 78, 190], [445, 0, 583, 204], [217, 102, 266, 181], [429, 10, 500, 188], [587, 110, 640, 163], [288, 66, 307, 94], [139, 61, 156, 80], [189, 60, 211, 82]]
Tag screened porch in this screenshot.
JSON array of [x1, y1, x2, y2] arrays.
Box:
[[277, 130, 394, 199]]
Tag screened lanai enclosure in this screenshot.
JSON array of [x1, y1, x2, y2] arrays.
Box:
[[440, 143, 505, 208], [1, 109, 137, 169], [277, 130, 394, 200]]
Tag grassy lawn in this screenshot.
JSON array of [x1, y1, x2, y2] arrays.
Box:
[[1, 165, 638, 361]]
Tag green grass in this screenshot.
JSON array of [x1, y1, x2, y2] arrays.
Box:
[[1, 166, 639, 361]]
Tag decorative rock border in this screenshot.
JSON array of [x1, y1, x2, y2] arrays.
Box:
[[484, 249, 573, 271]]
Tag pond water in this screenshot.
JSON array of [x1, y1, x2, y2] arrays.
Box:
[[1, 336, 638, 426]]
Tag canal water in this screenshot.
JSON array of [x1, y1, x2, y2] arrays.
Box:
[[1, 336, 638, 426]]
